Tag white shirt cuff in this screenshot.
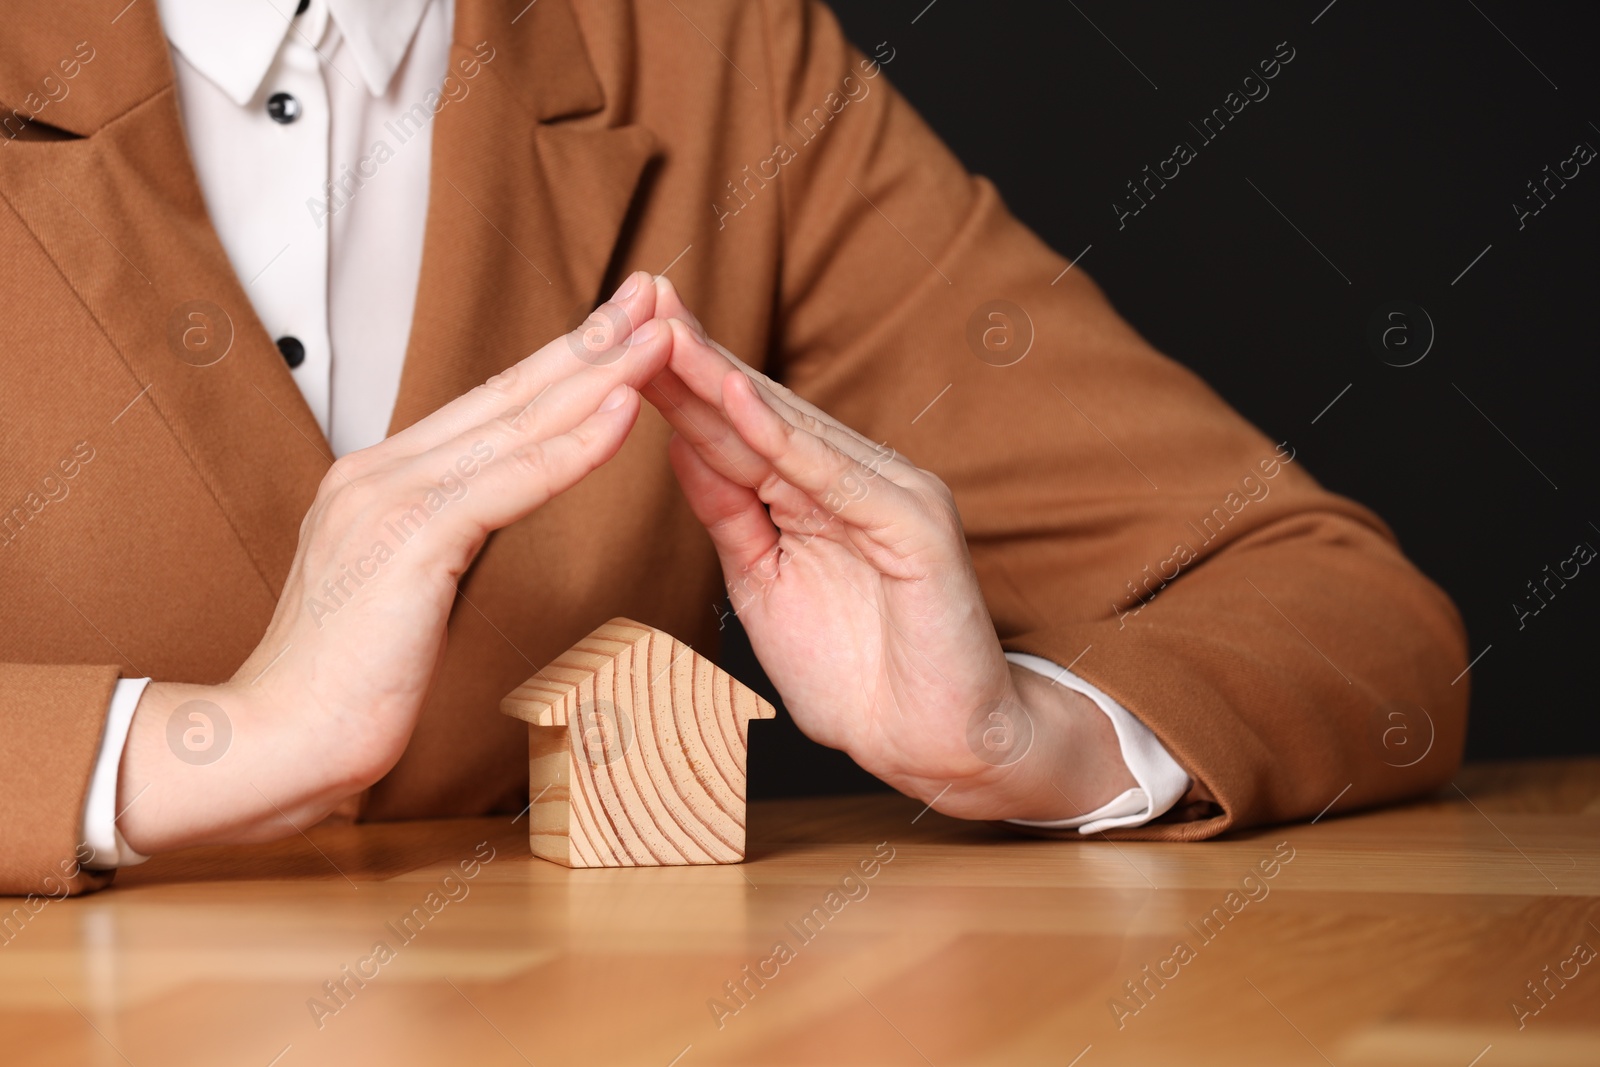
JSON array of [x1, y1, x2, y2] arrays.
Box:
[[1003, 651, 1191, 834], [82, 677, 153, 870]]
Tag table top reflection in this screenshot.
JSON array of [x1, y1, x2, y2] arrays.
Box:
[[2, 759, 1597, 1066]]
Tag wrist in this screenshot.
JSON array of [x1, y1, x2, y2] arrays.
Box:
[[931, 664, 1137, 822], [115, 680, 348, 855]]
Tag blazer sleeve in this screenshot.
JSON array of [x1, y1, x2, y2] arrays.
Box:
[[0, 664, 118, 896], [755, 0, 1470, 839]]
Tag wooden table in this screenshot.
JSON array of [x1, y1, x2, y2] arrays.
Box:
[[3, 760, 1596, 1066]]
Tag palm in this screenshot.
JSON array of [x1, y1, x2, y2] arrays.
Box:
[[739, 528, 1007, 786], [664, 394, 1014, 790]]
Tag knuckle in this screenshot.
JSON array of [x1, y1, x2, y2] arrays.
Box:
[[758, 372, 793, 399], [920, 469, 954, 500], [793, 409, 828, 436], [482, 413, 527, 448], [318, 456, 362, 499], [308, 476, 364, 536], [478, 360, 529, 405], [772, 412, 802, 444], [866, 442, 900, 471], [564, 416, 611, 458], [506, 438, 553, 479], [929, 490, 964, 538], [833, 467, 867, 504]]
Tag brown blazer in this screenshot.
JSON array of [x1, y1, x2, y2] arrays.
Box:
[[0, 0, 1468, 896]]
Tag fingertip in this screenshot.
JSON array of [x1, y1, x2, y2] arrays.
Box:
[[628, 322, 675, 386], [616, 270, 657, 322], [577, 274, 656, 361], [663, 316, 703, 349], [599, 382, 636, 413], [613, 271, 645, 302], [650, 275, 679, 318], [656, 277, 707, 336]]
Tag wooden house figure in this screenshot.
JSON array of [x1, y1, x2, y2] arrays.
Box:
[[500, 618, 775, 867]]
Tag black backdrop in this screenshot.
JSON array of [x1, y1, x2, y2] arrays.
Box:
[[740, 0, 1599, 799]]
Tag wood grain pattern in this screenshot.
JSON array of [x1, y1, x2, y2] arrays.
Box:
[[500, 618, 776, 867], [2, 760, 1596, 1066]]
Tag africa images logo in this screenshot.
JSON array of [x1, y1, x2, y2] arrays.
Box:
[[166, 699, 231, 766]]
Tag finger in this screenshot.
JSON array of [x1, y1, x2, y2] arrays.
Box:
[[652, 274, 705, 336], [380, 270, 659, 457], [415, 383, 643, 538], [667, 433, 780, 579], [721, 371, 923, 537], [664, 318, 913, 482], [644, 358, 770, 487], [650, 318, 865, 480], [500, 315, 671, 442], [646, 356, 820, 523]]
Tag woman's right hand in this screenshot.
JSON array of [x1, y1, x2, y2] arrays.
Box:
[[115, 272, 671, 856]]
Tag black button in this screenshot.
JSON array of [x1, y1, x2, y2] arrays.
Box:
[[295, 0, 310, 14], [277, 336, 306, 368], [266, 92, 301, 124]]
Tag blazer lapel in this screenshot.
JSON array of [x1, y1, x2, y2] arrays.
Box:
[[1, 0, 657, 595], [389, 0, 659, 432], [0, 0, 331, 593]]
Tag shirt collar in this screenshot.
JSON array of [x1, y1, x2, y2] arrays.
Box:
[[156, 0, 435, 106]]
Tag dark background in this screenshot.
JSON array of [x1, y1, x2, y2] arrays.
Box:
[[743, 0, 1600, 799]]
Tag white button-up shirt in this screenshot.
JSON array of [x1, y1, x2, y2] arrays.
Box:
[[165, 0, 443, 456]]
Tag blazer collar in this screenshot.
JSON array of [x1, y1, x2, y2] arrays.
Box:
[[454, 0, 610, 122], [0, 0, 608, 137], [155, 0, 437, 105]]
